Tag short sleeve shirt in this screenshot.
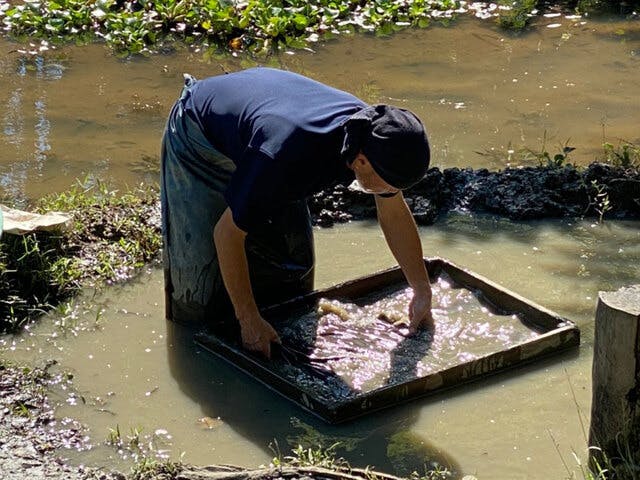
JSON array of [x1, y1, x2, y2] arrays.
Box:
[[182, 67, 367, 232]]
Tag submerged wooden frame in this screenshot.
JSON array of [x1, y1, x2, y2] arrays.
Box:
[[195, 257, 580, 424]]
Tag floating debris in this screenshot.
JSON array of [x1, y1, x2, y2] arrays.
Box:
[[197, 416, 223, 430]]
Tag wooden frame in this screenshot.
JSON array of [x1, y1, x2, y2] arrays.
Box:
[[195, 257, 580, 423]]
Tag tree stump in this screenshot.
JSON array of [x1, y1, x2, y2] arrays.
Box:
[[589, 285, 640, 465]]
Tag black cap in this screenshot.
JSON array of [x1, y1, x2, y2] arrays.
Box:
[[342, 104, 430, 189]]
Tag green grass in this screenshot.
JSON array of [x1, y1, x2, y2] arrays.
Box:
[[0, 178, 161, 333], [600, 141, 640, 169], [553, 370, 640, 480], [271, 443, 454, 480]]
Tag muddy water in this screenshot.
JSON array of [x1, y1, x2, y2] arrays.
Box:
[[1, 16, 640, 203], [2, 215, 640, 479], [0, 13, 640, 480]]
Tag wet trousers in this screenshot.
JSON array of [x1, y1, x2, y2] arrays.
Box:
[[160, 75, 315, 329]]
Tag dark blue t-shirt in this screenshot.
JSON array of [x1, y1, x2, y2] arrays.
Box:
[[182, 67, 367, 232]]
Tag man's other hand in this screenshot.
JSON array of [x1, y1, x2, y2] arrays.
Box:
[[240, 314, 281, 359]]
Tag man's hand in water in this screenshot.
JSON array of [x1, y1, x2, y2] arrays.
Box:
[[408, 287, 434, 335], [239, 313, 281, 359]]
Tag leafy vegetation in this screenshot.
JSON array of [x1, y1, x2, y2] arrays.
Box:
[[496, 0, 537, 31], [600, 140, 640, 169], [0, 0, 465, 55], [3, 0, 635, 56], [271, 443, 454, 480], [475, 133, 577, 168], [0, 178, 161, 333], [575, 0, 640, 15]]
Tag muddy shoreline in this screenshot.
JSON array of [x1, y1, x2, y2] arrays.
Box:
[[0, 359, 119, 480], [309, 162, 640, 227], [1, 358, 428, 480]]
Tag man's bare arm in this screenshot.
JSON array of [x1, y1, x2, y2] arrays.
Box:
[[213, 208, 280, 358], [375, 193, 434, 333]]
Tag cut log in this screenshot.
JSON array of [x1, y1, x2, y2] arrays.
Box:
[[589, 285, 640, 465]]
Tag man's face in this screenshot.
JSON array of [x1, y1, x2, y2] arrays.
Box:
[[350, 153, 399, 195]]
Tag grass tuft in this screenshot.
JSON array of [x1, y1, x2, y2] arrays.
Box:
[[0, 178, 161, 333]]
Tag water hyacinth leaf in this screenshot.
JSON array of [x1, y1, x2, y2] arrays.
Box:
[[292, 13, 308, 30]]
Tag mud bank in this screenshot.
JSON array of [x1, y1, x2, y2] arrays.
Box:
[[2, 162, 638, 333], [309, 163, 640, 227]]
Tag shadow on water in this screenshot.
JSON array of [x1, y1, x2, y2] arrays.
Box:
[[165, 319, 462, 477]]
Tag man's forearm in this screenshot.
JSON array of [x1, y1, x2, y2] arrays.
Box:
[[375, 194, 430, 290], [213, 208, 260, 324]]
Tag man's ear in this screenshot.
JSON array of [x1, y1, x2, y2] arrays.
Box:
[[354, 152, 368, 167]]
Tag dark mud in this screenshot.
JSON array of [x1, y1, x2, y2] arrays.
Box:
[[309, 163, 640, 227]]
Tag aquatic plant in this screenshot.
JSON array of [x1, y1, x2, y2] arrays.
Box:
[[600, 141, 640, 170], [588, 180, 612, 224], [0, 0, 468, 55], [475, 133, 576, 169], [280, 442, 351, 470], [106, 424, 149, 458], [130, 456, 183, 480], [529, 135, 576, 169], [271, 443, 453, 480], [496, 0, 537, 30]]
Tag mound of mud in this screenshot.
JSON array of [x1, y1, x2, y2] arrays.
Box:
[[309, 163, 640, 226]]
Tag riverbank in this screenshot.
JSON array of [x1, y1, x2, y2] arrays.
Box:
[[310, 162, 640, 227], [0, 359, 114, 480], [2, 355, 445, 480]]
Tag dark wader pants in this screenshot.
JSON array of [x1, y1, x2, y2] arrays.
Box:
[[160, 75, 315, 334]]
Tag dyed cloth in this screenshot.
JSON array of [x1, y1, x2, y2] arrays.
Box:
[[161, 74, 323, 327]]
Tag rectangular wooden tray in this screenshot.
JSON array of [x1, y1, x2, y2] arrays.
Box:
[[195, 257, 580, 423]]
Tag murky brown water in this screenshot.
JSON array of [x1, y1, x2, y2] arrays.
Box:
[[1, 16, 639, 202], [2, 215, 639, 479], [1, 13, 640, 480]]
